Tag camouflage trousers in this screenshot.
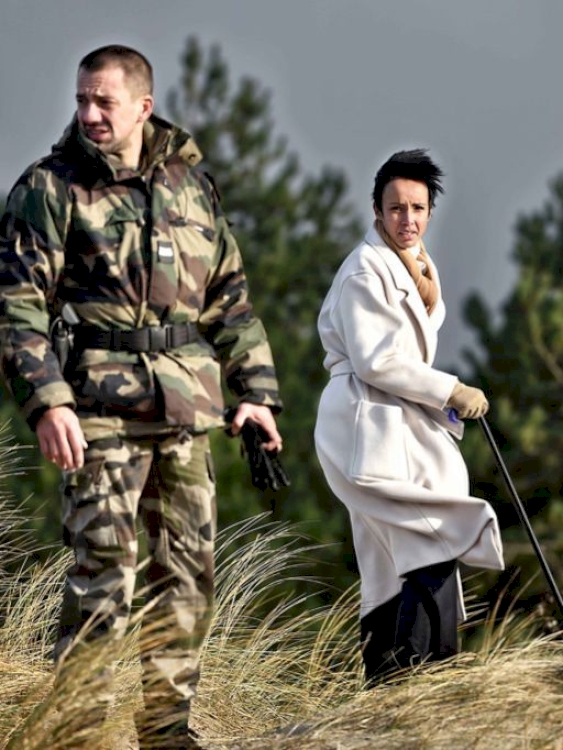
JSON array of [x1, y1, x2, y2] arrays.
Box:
[[55, 430, 216, 723]]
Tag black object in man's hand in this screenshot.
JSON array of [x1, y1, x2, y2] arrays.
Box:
[[224, 407, 290, 492]]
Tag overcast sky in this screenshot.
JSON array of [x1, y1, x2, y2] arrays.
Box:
[[2, 0, 563, 370]]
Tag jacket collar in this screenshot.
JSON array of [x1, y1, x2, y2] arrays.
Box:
[[51, 114, 203, 186]]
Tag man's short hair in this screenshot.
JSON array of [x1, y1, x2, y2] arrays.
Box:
[[372, 149, 445, 210], [78, 45, 154, 96]]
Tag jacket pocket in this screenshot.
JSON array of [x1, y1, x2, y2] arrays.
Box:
[[350, 401, 409, 481], [71, 357, 157, 417]]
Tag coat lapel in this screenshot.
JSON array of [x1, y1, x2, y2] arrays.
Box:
[[364, 226, 438, 363]]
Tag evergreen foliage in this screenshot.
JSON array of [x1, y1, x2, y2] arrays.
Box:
[[167, 37, 364, 598], [461, 175, 563, 617]]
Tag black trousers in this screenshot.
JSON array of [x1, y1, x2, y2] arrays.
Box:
[[360, 559, 459, 686]]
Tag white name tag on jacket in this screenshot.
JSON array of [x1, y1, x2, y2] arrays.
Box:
[[157, 241, 174, 264]]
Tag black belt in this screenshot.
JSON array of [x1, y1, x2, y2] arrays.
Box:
[[74, 323, 201, 353]]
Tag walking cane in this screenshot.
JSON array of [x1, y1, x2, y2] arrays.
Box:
[[478, 415, 563, 619]]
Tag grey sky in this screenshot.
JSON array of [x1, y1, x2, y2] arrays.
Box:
[[2, 0, 562, 369]]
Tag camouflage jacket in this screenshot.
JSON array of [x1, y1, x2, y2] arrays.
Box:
[[0, 116, 282, 438]]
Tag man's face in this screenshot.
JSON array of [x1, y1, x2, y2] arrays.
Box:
[[76, 65, 152, 164]]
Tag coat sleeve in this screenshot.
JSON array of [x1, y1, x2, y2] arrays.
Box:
[[333, 269, 457, 409], [0, 167, 76, 428], [198, 206, 282, 412]]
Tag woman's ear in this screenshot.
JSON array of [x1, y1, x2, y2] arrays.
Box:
[[373, 204, 383, 221]]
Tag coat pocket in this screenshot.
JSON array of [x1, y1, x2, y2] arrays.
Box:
[[350, 401, 409, 481]]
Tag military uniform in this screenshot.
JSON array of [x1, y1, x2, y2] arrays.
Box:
[[0, 115, 281, 739]]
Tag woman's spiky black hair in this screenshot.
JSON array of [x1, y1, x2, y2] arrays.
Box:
[[372, 149, 445, 210]]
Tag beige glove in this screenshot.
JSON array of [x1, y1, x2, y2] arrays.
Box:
[[447, 382, 489, 420]]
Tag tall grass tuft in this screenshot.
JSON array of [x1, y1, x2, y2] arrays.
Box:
[[0, 482, 563, 748]]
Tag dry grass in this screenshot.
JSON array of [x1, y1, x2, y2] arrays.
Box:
[[195, 534, 563, 750], [0, 491, 563, 749]]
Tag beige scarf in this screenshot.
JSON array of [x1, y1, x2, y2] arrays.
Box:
[[375, 218, 439, 315]]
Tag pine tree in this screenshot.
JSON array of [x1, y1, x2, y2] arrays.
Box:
[[168, 37, 364, 596], [461, 174, 563, 619]]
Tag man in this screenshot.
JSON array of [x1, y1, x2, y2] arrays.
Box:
[[0, 45, 282, 748]]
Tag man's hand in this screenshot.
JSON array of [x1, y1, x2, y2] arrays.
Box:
[[36, 406, 88, 471], [230, 403, 282, 453]]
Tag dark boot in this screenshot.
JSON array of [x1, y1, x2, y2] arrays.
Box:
[[135, 701, 203, 749], [394, 559, 459, 668], [137, 728, 202, 750], [137, 723, 202, 750], [360, 560, 458, 687], [360, 592, 402, 687]]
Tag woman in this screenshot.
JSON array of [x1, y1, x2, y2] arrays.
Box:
[[314, 149, 504, 684]]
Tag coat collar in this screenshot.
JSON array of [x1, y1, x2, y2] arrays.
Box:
[[364, 225, 420, 292], [51, 115, 203, 187], [364, 224, 439, 362]]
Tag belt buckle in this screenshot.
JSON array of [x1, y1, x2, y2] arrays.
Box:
[[148, 326, 169, 351]]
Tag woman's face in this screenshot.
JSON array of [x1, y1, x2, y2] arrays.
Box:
[[376, 178, 431, 249]]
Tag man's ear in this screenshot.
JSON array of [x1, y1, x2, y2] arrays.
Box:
[[138, 94, 154, 123]]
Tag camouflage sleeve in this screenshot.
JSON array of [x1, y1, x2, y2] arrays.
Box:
[[0, 166, 76, 427], [198, 210, 282, 413]]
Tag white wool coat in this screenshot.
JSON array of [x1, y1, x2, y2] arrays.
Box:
[[314, 226, 504, 617]]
